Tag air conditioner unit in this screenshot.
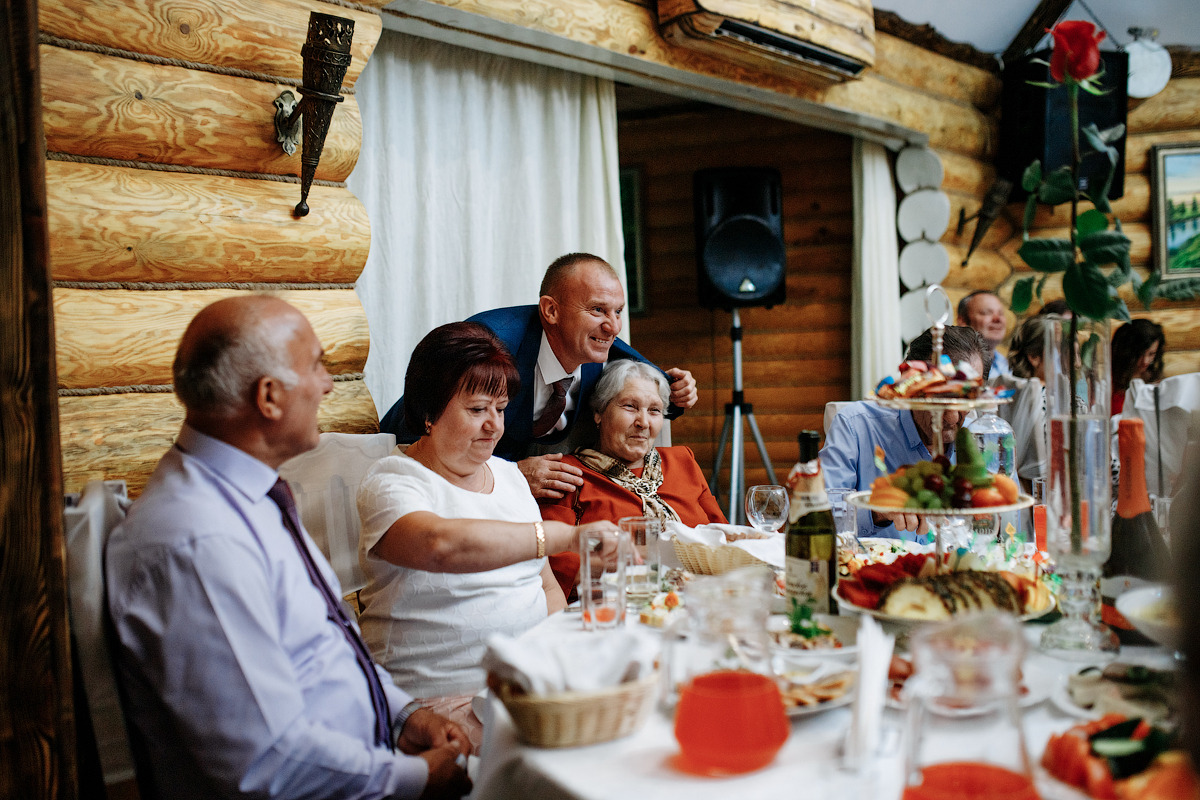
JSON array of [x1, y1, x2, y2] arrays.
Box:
[[657, 0, 874, 85]]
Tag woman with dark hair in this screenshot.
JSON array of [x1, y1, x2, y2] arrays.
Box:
[[1008, 315, 1048, 382], [994, 316, 1050, 490], [356, 322, 618, 750], [1111, 319, 1166, 414]]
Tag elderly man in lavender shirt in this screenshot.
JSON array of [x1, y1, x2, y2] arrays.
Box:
[[106, 296, 471, 800]]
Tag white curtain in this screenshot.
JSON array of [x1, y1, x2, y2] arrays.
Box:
[[348, 31, 625, 417], [851, 139, 902, 399]]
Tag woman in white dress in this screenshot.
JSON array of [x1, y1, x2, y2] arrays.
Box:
[[357, 322, 617, 751]]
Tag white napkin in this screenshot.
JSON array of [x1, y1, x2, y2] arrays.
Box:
[[482, 625, 660, 696], [666, 521, 785, 569], [843, 616, 894, 770]]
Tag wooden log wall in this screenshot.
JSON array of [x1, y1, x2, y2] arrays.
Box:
[[622, 110, 854, 490], [991, 76, 1200, 378], [38, 0, 384, 496], [3, 2, 70, 797]]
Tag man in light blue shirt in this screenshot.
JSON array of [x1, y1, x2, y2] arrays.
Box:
[[821, 326, 989, 539], [957, 290, 1008, 377], [106, 296, 470, 799]]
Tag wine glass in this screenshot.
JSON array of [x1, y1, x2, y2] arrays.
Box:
[[745, 485, 789, 533]]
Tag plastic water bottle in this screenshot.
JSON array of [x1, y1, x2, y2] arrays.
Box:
[[968, 407, 1016, 546], [969, 407, 1015, 477]]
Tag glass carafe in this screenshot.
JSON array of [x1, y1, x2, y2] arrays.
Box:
[[901, 613, 1037, 800], [663, 566, 788, 774]]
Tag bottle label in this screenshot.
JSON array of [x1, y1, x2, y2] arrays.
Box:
[[786, 555, 830, 614]]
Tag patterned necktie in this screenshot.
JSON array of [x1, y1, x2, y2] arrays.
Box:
[[267, 478, 393, 750], [533, 376, 574, 438]]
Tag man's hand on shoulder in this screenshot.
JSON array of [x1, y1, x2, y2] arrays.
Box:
[[665, 367, 698, 410], [518, 454, 585, 499]]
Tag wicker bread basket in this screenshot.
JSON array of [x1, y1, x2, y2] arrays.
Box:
[[673, 537, 774, 575], [493, 670, 658, 748]]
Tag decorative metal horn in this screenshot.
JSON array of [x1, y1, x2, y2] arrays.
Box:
[[274, 12, 354, 217]]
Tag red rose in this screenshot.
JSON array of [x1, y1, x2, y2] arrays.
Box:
[[1048, 20, 1105, 82]]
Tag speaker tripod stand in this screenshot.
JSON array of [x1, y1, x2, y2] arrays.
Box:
[[709, 308, 777, 524]]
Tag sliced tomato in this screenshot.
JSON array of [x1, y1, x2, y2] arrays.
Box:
[[836, 580, 881, 609], [1084, 755, 1117, 799]]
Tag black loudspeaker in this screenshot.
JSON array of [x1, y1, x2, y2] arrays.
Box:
[[693, 167, 786, 310], [999, 49, 1128, 201]]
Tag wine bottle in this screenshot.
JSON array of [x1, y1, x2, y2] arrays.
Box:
[[1101, 418, 1170, 643], [785, 430, 837, 614]]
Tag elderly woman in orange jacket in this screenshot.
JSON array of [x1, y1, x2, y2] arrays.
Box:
[[540, 359, 726, 598]]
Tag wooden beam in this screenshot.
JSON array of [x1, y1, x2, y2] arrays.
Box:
[[1, 0, 71, 796], [1003, 0, 1073, 64]]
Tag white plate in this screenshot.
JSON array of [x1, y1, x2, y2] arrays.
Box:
[[787, 690, 854, 718], [767, 612, 859, 655], [1116, 584, 1179, 649], [1049, 674, 1102, 720], [778, 666, 857, 718], [888, 658, 1053, 716]]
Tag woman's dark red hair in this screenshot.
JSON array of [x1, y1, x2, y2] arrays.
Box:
[[403, 322, 520, 431]]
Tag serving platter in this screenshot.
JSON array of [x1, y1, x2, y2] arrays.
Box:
[[833, 585, 1056, 626], [868, 393, 1011, 412], [846, 490, 1033, 517]]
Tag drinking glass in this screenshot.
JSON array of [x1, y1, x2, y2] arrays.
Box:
[[579, 528, 627, 630], [902, 613, 1038, 800], [1150, 494, 1173, 546], [619, 516, 662, 605], [825, 489, 864, 556], [745, 485, 789, 533]]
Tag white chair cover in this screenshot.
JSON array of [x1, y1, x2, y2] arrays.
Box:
[[64, 479, 136, 787], [278, 432, 397, 594], [991, 375, 1046, 488], [1121, 374, 1200, 497]]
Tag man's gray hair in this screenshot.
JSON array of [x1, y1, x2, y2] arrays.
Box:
[[590, 359, 669, 414], [173, 312, 300, 416]]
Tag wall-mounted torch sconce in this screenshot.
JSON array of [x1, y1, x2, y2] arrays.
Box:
[[956, 178, 1013, 266], [274, 12, 354, 217]]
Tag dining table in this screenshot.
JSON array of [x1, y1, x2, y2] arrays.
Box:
[[466, 608, 1176, 800]]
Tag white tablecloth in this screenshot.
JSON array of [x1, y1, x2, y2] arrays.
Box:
[[468, 612, 1173, 800]]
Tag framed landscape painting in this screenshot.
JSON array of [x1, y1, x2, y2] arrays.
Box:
[[1151, 143, 1200, 280]]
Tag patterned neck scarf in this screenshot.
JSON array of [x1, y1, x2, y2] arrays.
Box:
[[574, 447, 681, 523]]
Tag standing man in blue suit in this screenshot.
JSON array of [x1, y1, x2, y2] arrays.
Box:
[[379, 253, 698, 498]]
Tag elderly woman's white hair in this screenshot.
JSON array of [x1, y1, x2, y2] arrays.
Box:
[[590, 360, 669, 414]]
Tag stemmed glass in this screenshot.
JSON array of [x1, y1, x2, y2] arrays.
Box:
[[745, 485, 789, 533]]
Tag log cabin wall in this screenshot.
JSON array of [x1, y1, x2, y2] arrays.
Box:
[[620, 110, 854, 490], [995, 73, 1200, 378], [38, 0, 386, 496]]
